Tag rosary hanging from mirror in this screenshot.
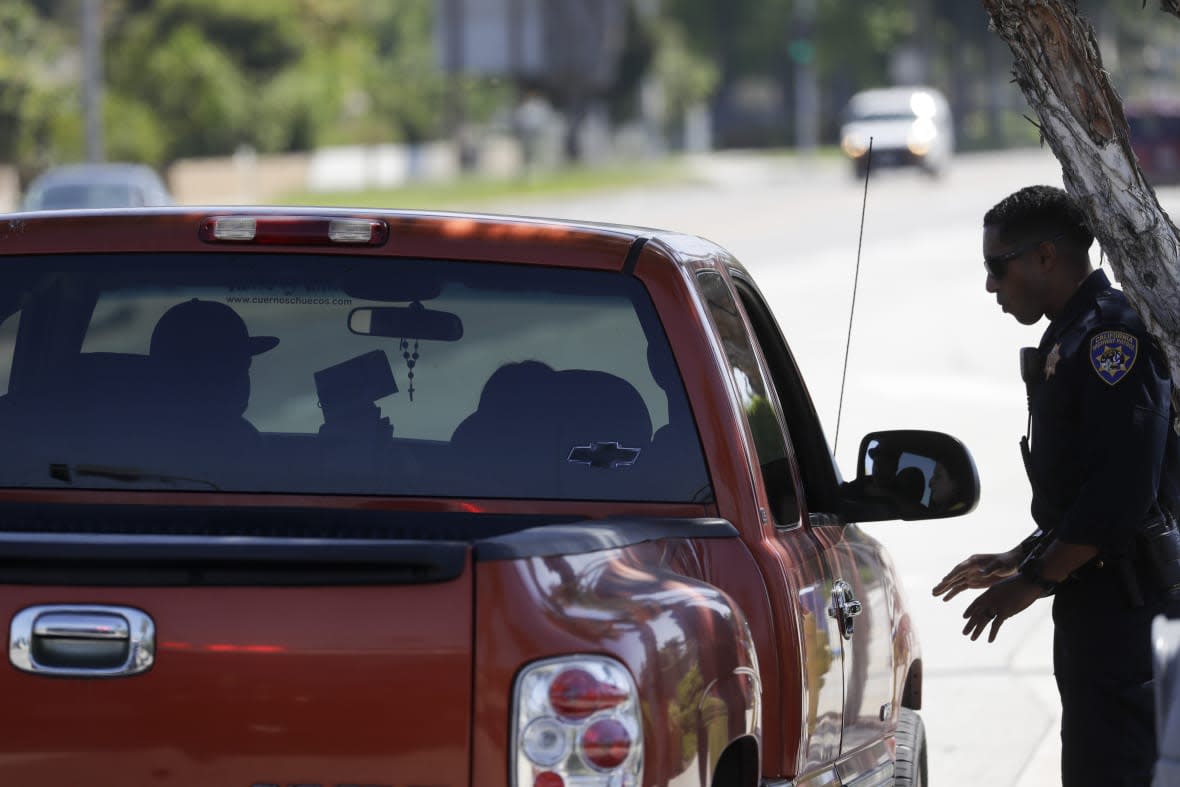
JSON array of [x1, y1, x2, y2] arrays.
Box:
[[401, 338, 419, 401]]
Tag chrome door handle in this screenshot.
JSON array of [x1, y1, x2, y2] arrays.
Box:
[[10, 605, 155, 677], [828, 580, 863, 640]]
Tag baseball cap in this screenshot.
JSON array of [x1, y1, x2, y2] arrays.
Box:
[[150, 299, 279, 361]]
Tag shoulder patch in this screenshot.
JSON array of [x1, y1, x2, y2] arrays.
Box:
[[1090, 330, 1138, 385]]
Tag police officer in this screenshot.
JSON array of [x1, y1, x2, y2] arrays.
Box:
[[932, 184, 1177, 786]]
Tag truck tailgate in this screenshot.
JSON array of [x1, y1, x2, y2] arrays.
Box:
[[0, 572, 474, 785]]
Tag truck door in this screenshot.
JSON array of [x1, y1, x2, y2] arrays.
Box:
[[727, 273, 896, 781], [695, 270, 846, 782]]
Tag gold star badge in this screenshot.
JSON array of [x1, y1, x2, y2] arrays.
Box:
[[1044, 343, 1061, 380]]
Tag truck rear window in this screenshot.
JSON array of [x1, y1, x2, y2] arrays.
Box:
[[0, 253, 709, 502]]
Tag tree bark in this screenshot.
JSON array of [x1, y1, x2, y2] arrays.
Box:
[[982, 0, 1180, 407]]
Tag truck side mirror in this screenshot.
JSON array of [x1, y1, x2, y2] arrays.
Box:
[[840, 429, 980, 522]]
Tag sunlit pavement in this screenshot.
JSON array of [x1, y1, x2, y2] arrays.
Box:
[[485, 147, 1180, 785]]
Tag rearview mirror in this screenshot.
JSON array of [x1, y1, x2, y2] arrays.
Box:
[[349, 301, 463, 341], [840, 429, 980, 522]]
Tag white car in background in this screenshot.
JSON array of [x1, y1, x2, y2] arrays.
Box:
[[840, 86, 954, 179]]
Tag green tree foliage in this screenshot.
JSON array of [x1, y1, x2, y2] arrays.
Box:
[[110, 20, 254, 159], [648, 17, 719, 145], [9, 0, 1179, 176], [0, 2, 69, 176], [13, 0, 455, 171], [102, 0, 443, 161]]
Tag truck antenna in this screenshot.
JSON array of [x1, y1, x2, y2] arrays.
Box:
[[833, 138, 872, 457]]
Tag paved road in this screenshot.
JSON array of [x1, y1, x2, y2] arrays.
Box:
[[486, 148, 1180, 785]]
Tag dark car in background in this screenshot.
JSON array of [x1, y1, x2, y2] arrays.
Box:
[[19, 162, 173, 210], [1126, 98, 1180, 186]]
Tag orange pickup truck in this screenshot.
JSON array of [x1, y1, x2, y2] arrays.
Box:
[[0, 207, 978, 787]]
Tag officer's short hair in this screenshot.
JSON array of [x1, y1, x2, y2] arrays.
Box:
[[984, 185, 1094, 254]]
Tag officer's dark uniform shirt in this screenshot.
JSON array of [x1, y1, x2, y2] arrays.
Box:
[[1027, 268, 1172, 552]]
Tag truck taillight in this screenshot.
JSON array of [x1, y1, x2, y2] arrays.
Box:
[[581, 718, 631, 769], [533, 772, 564, 787], [549, 667, 628, 720], [199, 216, 389, 246], [513, 656, 642, 787]]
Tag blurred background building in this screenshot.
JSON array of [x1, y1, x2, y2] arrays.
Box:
[[1, 0, 1177, 206]]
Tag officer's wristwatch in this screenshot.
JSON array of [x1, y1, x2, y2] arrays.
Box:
[[1018, 555, 1059, 593]]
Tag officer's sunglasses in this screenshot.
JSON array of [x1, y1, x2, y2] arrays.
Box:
[[984, 232, 1065, 279]]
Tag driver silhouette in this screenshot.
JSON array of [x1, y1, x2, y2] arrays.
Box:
[[149, 298, 278, 445]]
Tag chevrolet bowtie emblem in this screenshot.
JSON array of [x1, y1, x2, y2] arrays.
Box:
[[567, 441, 642, 470]]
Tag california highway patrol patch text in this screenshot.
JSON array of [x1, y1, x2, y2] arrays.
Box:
[[1090, 330, 1137, 385]]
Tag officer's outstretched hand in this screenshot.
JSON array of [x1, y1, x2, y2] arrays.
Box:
[[932, 550, 1022, 602], [960, 576, 1043, 643]]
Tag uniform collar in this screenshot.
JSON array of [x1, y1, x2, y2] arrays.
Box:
[[1041, 269, 1110, 347]]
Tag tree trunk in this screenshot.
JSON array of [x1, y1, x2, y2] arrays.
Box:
[[982, 0, 1180, 408]]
